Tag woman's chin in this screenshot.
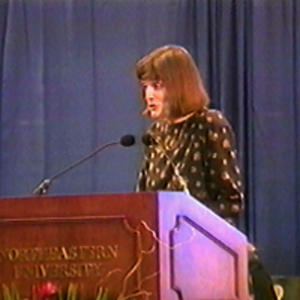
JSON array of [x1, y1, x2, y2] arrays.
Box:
[[150, 111, 162, 119]]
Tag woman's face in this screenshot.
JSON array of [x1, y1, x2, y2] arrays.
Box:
[[141, 80, 166, 119]]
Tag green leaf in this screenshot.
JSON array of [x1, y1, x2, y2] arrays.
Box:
[[2, 284, 12, 300], [58, 288, 64, 300], [66, 283, 78, 300], [95, 287, 108, 300], [11, 284, 20, 300]]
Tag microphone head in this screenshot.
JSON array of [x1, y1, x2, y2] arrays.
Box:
[[120, 134, 136, 147], [141, 133, 156, 146]]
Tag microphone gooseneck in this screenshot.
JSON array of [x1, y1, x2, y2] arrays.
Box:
[[32, 134, 136, 196]]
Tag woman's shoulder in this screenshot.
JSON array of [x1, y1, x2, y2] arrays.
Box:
[[195, 108, 232, 129], [147, 120, 166, 135]]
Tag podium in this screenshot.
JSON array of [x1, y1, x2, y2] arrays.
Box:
[[0, 192, 249, 300]]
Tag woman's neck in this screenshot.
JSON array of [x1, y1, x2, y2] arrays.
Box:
[[172, 111, 196, 124]]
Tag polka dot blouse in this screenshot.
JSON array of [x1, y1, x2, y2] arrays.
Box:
[[137, 109, 244, 225]]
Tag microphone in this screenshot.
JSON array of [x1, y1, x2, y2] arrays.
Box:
[[141, 133, 156, 147], [32, 134, 136, 195], [141, 133, 189, 193], [120, 134, 135, 147]]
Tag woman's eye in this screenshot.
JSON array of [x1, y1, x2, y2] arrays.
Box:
[[140, 81, 163, 90], [153, 81, 163, 89]]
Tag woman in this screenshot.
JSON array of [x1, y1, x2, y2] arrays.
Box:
[[135, 45, 276, 300], [136, 45, 243, 226]]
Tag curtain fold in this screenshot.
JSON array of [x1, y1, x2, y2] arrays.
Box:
[[248, 0, 300, 275], [0, 0, 8, 197]]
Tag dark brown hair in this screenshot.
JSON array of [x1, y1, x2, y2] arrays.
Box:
[[136, 45, 210, 120]]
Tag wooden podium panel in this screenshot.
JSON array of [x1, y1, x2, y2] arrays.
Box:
[[0, 192, 249, 300]]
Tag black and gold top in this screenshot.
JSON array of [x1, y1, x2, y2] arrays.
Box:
[[137, 109, 244, 225]]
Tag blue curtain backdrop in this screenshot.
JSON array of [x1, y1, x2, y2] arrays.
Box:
[[0, 0, 299, 276]]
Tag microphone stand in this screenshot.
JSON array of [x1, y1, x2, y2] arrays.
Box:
[[32, 141, 119, 195]]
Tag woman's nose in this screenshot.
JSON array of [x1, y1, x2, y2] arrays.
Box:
[[145, 86, 154, 101]]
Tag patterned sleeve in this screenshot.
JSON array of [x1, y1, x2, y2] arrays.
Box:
[[135, 122, 157, 192], [202, 110, 244, 223], [136, 169, 146, 192], [136, 147, 149, 192]]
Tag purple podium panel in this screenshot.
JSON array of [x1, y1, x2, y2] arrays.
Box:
[[157, 192, 249, 300]]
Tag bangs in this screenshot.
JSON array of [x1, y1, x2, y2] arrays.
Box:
[[136, 57, 160, 81]]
